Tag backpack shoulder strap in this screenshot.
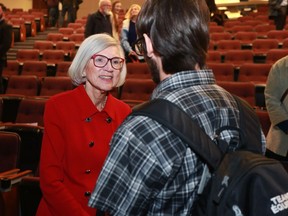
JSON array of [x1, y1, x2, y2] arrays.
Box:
[[232, 95, 262, 153], [132, 99, 222, 170]]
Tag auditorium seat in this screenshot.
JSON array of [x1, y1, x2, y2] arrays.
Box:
[[21, 14, 37, 37], [0, 131, 21, 172], [238, 63, 272, 83], [209, 25, 224, 33], [67, 22, 82, 30], [39, 76, 74, 97], [46, 33, 64, 46], [267, 30, 288, 45], [16, 49, 40, 64], [252, 38, 279, 56], [217, 81, 256, 107], [5, 75, 39, 97], [207, 63, 235, 82], [2, 60, 20, 79], [68, 33, 84, 47], [0, 124, 44, 175], [207, 50, 222, 63], [21, 60, 47, 78], [55, 61, 71, 76], [0, 132, 21, 216], [41, 49, 65, 65], [216, 40, 242, 56], [126, 62, 151, 79], [55, 41, 76, 59], [33, 40, 54, 56], [254, 24, 275, 39], [120, 78, 156, 107], [210, 32, 232, 44], [266, 49, 288, 64], [233, 31, 257, 49], [58, 27, 74, 40], [15, 97, 47, 127], [224, 50, 254, 68]]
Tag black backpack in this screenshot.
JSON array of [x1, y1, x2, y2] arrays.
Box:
[[132, 97, 288, 216]]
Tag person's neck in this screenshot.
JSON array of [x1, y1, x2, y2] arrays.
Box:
[[84, 84, 108, 111]]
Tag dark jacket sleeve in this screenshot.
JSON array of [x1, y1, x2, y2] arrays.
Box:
[[84, 14, 94, 38], [0, 22, 13, 59]]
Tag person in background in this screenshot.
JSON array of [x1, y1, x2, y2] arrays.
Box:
[[36, 33, 131, 216], [59, 0, 75, 27], [45, 0, 60, 27], [111, 0, 122, 41], [265, 55, 288, 157], [74, 0, 83, 21], [85, 0, 113, 38], [269, 0, 288, 30], [0, 3, 12, 94], [88, 0, 266, 215], [120, 4, 141, 62]]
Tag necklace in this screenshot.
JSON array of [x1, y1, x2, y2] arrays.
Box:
[[98, 95, 107, 111]]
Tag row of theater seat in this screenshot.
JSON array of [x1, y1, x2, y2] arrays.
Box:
[[207, 48, 288, 64]]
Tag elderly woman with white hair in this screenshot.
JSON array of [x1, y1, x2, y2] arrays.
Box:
[[36, 33, 131, 216]]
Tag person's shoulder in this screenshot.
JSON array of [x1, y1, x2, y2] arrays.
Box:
[[47, 88, 77, 105]]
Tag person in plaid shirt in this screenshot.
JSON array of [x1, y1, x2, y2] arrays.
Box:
[[89, 0, 266, 215]]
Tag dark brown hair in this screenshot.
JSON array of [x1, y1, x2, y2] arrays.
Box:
[[136, 0, 210, 74]]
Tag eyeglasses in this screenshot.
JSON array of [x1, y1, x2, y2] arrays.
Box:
[[91, 54, 124, 70], [134, 37, 146, 56]]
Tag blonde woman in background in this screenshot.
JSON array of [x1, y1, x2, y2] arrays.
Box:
[[120, 4, 141, 62], [111, 1, 122, 41]]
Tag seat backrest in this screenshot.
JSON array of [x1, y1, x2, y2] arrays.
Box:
[[33, 40, 54, 53], [120, 78, 156, 107], [67, 22, 82, 29], [207, 63, 235, 82], [56, 61, 71, 76], [233, 31, 257, 44], [0, 125, 44, 174], [266, 49, 288, 64], [207, 50, 222, 63], [217, 81, 256, 107], [5, 75, 39, 96], [21, 60, 47, 78], [217, 40, 242, 52], [39, 76, 74, 97], [210, 32, 232, 42], [68, 33, 84, 46], [58, 27, 74, 38], [252, 39, 279, 53], [126, 63, 151, 79], [16, 49, 40, 63], [267, 30, 288, 42], [0, 131, 21, 172], [224, 50, 254, 67], [55, 41, 76, 54], [2, 60, 20, 78], [46, 33, 64, 45], [15, 97, 47, 127], [238, 63, 272, 83], [42, 50, 65, 64]]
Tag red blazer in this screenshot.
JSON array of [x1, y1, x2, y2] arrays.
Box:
[[36, 85, 131, 216]]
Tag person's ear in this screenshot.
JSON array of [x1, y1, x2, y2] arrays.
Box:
[[143, 33, 154, 58]]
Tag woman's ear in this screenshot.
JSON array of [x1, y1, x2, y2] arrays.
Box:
[[143, 33, 154, 58]]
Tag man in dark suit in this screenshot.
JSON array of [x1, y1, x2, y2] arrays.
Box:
[[0, 3, 13, 93], [84, 0, 112, 38]]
